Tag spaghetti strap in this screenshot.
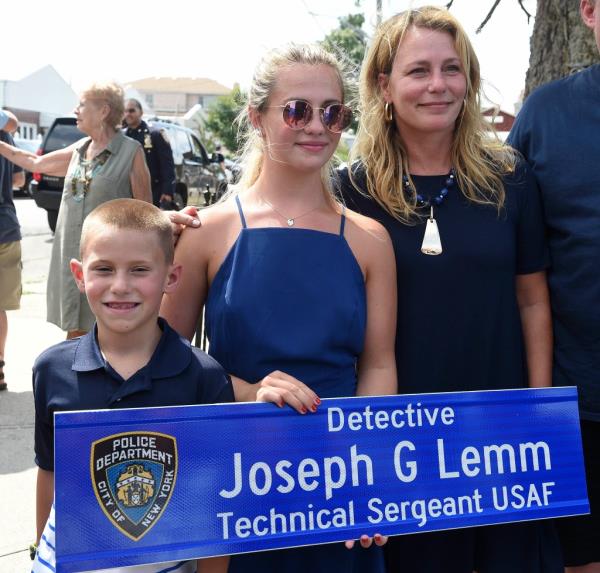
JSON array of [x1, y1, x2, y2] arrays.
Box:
[[339, 205, 346, 237], [234, 195, 247, 228]]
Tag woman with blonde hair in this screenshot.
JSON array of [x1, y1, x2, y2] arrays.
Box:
[[337, 6, 561, 572], [162, 43, 395, 572], [0, 82, 151, 338]]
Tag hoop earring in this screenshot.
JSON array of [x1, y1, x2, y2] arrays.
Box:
[[384, 101, 394, 123]]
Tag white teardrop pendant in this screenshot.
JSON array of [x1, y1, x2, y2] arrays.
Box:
[[421, 207, 443, 255]]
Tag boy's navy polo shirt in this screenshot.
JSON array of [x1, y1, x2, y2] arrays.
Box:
[[33, 318, 234, 471]]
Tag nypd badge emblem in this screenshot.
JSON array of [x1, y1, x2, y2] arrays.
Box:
[[91, 431, 177, 540]]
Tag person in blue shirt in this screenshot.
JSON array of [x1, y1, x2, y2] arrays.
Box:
[[161, 43, 396, 572], [32, 198, 232, 573], [0, 108, 24, 391], [508, 2, 600, 571], [336, 6, 560, 573]]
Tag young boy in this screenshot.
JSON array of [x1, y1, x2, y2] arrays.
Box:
[[32, 199, 231, 573]]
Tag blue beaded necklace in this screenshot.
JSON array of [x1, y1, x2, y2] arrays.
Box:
[[402, 168, 456, 256], [402, 168, 456, 207]]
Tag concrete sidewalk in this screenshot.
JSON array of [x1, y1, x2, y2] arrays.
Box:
[[0, 225, 63, 572]]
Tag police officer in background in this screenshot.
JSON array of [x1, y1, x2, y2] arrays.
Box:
[[123, 99, 176, 209]]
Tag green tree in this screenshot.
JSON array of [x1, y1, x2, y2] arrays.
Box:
[[321, 12, 367, 75], [321, 11, 367, 134], [520, 0, 597, 96], [203, 84, 246, 154], [448, 0, 598, 96]]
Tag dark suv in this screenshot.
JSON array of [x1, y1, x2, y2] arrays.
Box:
[[29, 118, 84, 230], [30, 117, 224, 232]]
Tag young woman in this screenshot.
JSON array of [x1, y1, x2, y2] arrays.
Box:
[[336, 6, 561, 573], [161, 44, 396, 572]]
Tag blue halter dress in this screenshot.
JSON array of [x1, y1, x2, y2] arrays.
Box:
[[205, 196, 383, 572]]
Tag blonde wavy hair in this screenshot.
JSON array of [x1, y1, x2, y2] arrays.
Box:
[[81, 82, 125, 132], [233, 43, 350, 199], [349, 5, 515, 223]]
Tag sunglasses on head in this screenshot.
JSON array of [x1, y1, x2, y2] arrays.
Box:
[[273, 99, 353, 133]]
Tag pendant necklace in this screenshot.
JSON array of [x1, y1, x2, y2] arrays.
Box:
[[403, 169, 456, 256], [71, 146, 111, 202], [260, 194, 323, 227]]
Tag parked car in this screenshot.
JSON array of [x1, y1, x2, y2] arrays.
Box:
[[147, 119, 227, 209], [29, 117, 84, 231], [29, 117, 224, 232], [12, 137, 40, 197], [224, 157, 242, 185]]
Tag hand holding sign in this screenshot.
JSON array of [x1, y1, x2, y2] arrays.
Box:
[[255, 370, 321, 414], [55, 388, 588, 573]]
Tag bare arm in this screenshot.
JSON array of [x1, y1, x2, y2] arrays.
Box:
[[12, 170, 25, 189], [355, 223, 397, 397], [341, 218, 394, 551], [129, 147, 152, 202], [516, 271, 552, 388], [0, 139, 77, 176], [161, 223, 208, 340], [196, 556, 230, 573], [36, 468, 54, 542]]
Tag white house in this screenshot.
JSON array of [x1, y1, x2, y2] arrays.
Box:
[[0, 65, 78, 138]]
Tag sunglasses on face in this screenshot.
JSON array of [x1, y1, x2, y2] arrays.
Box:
[[273, 100, 353, 133]]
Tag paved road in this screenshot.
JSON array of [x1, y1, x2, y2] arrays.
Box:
[[0, 197, 63, 572]]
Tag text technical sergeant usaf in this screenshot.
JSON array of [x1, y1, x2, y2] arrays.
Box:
[[53, 389, 589, 572], [216, 402, 558, 539], [123, 120, 176, 207]]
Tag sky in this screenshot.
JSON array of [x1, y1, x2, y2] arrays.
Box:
[[2, 0, 536, 113]]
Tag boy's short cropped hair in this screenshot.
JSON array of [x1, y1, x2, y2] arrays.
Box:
[[80, 199, 174, 262]]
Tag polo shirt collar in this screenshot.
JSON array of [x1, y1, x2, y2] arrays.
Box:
[[148, 318, 193, 378], [72, 327, 104, 372], [72, 318, 192, 378]]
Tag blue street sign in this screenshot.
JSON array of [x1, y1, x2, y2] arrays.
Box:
[[54, 387, 589, 572]]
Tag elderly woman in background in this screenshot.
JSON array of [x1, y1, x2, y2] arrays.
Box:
[[0, 82, 151, 338]]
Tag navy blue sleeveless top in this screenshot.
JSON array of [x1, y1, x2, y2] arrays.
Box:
[[205, 196, 366, 399], [205, 197, 382, 572]]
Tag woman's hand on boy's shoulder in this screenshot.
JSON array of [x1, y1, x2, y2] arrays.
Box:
[[167, 206, 201, 245]]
